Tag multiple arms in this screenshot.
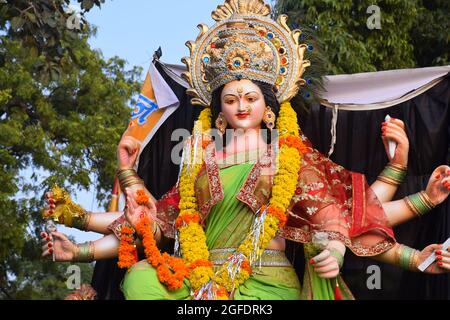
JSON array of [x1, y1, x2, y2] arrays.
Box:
[[382, 165, 450, 227], [41, 134, 164, 263], [40, 121, 450, 286], [40, 188, 165, 263], [306, 118, 449, 279], [366, 117, 450, 226]]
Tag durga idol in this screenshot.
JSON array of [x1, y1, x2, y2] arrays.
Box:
[[41, 0, 450, 300]]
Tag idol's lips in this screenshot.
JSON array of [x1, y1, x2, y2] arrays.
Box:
[[236, 112, 250, 118]]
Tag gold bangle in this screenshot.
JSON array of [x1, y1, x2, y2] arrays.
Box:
[[377, 162, 407, 186], [72, 212, 92, 231], [389, 163, 407, 171], [119, 173, 142, 182], [117, 169, 137, 180], [404, 196, 420, 217], [84, 212, 92, 231], [396, 244, 419, 271], [117, 169, 142, 187], [120, 176, 144, 190], [73, 242, 95, 263], [377, 176, 400, 186], [121, 176, 143, 183], [410, 250, 420, 272], [419, 191, 436, 209], [405, 191, 435, 217], [394, 244, 402, 266], [120, 179, 144, 190]]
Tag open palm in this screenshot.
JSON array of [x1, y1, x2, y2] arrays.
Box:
[[41, 231, 77, 262]]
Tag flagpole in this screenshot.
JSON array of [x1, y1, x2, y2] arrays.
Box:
[[108, 176, 120, 212]]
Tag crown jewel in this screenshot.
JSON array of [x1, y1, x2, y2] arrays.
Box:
[[182, 0, 310, 106]]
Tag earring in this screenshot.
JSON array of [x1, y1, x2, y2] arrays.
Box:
[[263, 106, 276, 130], [215, 112, 227, 135]]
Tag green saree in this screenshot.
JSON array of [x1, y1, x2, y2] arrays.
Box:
[[121, 162, 301, 300]]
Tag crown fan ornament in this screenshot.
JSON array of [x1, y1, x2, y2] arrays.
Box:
[[182, 0, 311, 107]]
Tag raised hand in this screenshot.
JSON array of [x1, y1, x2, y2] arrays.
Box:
[[124, 189, 156, 230], [310, 249, 341, 279], [41, 231, 78, 262], [425, 166, 450, 206], [381, 118, 409, 167], [117, 135, 141, 170], [418, 244, 450, 274], [117, 135, 157, 212]]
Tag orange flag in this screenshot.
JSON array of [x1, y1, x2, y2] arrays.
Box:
[[109, 63, 180, 211]]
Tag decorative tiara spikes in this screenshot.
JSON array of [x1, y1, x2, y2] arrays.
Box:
[[211, 0, 271, 21], [182, 0, 310, 107]]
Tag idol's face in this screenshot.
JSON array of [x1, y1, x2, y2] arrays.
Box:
[[220, 79, 266, 130]]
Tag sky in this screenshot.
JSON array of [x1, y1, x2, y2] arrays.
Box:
[[86, 0, 220, 72], [61, 0, 228, 242]]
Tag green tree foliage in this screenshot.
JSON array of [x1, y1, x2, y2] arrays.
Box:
[[275, 0, 449, 74], [0, 1, 142, 299]]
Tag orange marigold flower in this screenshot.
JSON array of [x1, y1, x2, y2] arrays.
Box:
[[202, 137, 211, 149], [215, 286, 229, 299], [117, 225, 137, 269], [279, 135, 308, 155], [136, 189, 150, 206], [189, 259, 213, 270], [175, 212, 201, 229], [136, 215, 189, 291], [241, 260, 252, 275], [267, 206, 288, 227]]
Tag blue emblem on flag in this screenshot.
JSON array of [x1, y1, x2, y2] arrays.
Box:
[[131, 94, 158, 125]]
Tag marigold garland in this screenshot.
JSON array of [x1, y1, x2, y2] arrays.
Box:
[[118, 190, 149, 271], [118, 102, 307, 298], [176, 108, 216, 291], [157, 253, 189, 291], [136, 215, 189, 291], [117, 225, 137, 269], [175, 212, 201, 228], [118, 189, 190, 291], [175, 102, 307, 297]]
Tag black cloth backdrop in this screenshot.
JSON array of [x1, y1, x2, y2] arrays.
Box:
[[298, 74, 450, 300], [91, 62, 450, 299]]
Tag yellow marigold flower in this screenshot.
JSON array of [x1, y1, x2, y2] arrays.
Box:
[[198, 108, 212, 133], [190, 266, 214, 290]]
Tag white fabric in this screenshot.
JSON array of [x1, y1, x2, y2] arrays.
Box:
[[321, 65, 450, 104], [149, 63, 179, 110]]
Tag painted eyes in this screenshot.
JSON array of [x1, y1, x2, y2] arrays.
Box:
[[223, 96, 258, 104]]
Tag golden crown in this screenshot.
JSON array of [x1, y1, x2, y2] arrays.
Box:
[[182, 0, 310, 107]]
